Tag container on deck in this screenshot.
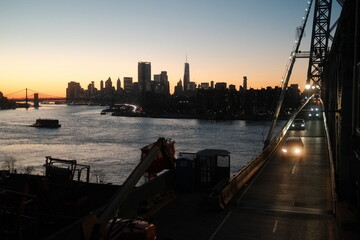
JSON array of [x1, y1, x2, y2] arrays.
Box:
[[195, 149, 230, 190], [175, 156, 196, 192]]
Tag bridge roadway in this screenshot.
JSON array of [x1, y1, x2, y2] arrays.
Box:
[[152, 107, 335, 239]]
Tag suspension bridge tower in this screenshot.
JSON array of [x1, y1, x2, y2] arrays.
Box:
[[306, 0, 333, 89]]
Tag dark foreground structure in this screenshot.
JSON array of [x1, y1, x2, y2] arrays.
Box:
[[323, 0, 360, 219]]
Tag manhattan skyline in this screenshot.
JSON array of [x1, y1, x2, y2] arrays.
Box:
[[0, 0, 341, 98]]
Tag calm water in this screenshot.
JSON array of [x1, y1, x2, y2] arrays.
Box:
[[0, 105, 285, 184]]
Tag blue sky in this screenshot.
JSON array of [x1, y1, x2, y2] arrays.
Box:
[[0, 0, 341, 97]]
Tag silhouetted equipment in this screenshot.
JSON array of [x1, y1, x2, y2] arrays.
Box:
[[176, 149, 231, 192], [103, 218, 156, 240], [176, 157, 196, 192], [45, 156, 90, 183], [140, 138, 176, 179], [90, 138, 176, 239], [196, 149, 230, 189]]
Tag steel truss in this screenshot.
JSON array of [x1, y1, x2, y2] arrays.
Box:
[[307, 0, 333, 86]]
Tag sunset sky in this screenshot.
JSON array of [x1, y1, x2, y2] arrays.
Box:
[[0, 0, 341, 98]]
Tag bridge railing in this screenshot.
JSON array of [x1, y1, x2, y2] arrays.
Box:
[[217, 96, 312, 207], [321, 99, 337, 215]]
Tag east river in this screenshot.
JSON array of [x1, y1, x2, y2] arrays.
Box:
[[0, 104, 286, 185]]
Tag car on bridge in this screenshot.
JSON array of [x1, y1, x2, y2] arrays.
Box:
[[281, 137, 304, 157], [308, 105, 321, 119], [290, 119, 306, 130]]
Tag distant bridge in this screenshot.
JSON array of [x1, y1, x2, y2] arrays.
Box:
[[12, 97, 67, 101], [4, 88, 66, 102]]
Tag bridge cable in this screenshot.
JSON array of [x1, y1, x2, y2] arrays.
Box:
[[26, 88, 64, 99], [4, 89, 27, 97], [264, 0, 314, 149]]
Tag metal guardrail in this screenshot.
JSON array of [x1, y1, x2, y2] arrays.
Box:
[[218, 97, 312, 207], [321, 99, 337, 215]]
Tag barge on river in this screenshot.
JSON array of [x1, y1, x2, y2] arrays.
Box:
[[31, 119, 61, 128]]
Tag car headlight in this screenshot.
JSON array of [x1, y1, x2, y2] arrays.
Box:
[[294, 148, 302, 154], [301, 124, 305, 127], [292, 124, 295, 127], [316, 113, 319, 116], [309, 113, 312, 116], [282, 148, 287, 153]]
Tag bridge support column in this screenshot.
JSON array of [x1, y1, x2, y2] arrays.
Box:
[[34, 93, 39, 108]]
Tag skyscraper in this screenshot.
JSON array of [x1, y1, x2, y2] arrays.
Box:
[[160, 71, 169, 94], [123, 77, 133, 91], [243, 76, 248, 91], [160, 71, 168, 85], [100, 80, 104, 92], [138, 62, 151, 92], [66, 81, 83, 101], [116, 78, 121, 90], [154, 74, 160, 82], [174, 79, 183, 93], [105, 77, 112, 90], [215, 82, 227, 90], [88, 81, 95, 97], [183, 62, 190, 91]]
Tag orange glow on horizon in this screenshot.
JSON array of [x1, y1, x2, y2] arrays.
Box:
[[1, 72, 307, 99], [1, 57, 309, 98]]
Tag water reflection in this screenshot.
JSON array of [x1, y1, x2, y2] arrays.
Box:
[[0, 105, 285, 184]]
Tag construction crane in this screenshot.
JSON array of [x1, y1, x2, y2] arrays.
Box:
[[88, 138, 175, 240]]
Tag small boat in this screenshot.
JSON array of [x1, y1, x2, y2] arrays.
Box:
[[31, 119, 61, 128]]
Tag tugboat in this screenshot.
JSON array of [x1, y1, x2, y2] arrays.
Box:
[[31, 118, 61, 128]]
